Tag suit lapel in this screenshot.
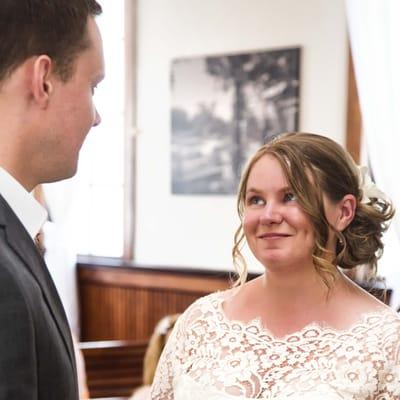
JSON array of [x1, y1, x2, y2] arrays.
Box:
[[0, 195, 76, 372]]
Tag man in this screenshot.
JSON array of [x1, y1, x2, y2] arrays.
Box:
[[0, 1, 104, 398]]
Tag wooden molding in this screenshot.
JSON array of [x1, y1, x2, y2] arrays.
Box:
[[78, 264, 232, 293]]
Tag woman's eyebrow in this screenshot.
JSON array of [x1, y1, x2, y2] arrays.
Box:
[[245, 186, 292, 195]]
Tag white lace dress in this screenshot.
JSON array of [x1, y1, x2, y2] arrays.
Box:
[[151, 291, 400, 400]]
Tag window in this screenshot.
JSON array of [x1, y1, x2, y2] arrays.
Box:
[[74, 0, 135, 258]]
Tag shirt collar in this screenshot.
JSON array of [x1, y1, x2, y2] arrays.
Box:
[[0, 167, 48, 239]]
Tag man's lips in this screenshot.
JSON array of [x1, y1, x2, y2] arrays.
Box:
[[257, 233, 291, 239]]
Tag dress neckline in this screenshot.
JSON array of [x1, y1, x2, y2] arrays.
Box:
[[212, 290, 397, 342]]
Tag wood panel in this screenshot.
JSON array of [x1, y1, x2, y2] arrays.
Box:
[[80, 285, 203, 341], [78, 259, 235, 342], [80, 340, 146, 398]]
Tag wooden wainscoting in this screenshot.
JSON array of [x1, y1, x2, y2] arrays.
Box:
[[80, 339, 147, 398], [78, 257, 238, 342]]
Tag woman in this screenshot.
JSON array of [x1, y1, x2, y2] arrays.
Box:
[[151, 133, 400, 399]]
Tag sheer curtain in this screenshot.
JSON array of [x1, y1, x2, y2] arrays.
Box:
[[346, 0, 400, 307]]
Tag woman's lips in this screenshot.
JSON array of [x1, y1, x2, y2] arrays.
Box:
[[258, 233, 291, 239]]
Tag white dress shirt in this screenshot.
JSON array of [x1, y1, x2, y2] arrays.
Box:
[[0, 167, 47, 239]]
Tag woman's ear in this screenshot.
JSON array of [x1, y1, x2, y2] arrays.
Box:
[[336, 194, 357, 231]]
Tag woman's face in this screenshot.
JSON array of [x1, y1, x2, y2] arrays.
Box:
[[243, 154, 317, 269]]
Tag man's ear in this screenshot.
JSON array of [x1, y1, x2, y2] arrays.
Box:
[[336, 194, 356, 231], [31, 55, 54, 108]]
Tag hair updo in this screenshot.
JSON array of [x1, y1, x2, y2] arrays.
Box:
[[232, 132, 395, 287]]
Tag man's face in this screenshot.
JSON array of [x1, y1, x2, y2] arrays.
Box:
[[42, 16, 105, 182]]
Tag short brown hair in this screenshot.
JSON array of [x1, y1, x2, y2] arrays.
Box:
[[232, 132, 395, 287], [0, 0, 102, 83]]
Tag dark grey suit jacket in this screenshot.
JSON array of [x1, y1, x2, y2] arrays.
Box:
[[0, 195, 79, 399]]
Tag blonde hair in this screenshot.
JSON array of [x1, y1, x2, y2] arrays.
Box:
[[232, 132, 395, 288], [142, 314, 180, 386]]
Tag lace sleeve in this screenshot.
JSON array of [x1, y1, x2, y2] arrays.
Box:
[[376, 318, 400, 399], [150, 312, 186, 400]]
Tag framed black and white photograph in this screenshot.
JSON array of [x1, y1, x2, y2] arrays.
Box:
[[171, 47, 301, 195]]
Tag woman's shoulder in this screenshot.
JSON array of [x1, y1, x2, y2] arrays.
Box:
[[340, 278, 400, 333], [368, 307, 400, 370], [361, 303, 400, 332], [176, 289, 233, 327], [377, 305, 400, 337], [184, 289, 231, 314], [354, 303, 400, 360], [358, 289, 400, 327]]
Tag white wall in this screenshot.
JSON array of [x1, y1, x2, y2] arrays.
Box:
[[135, 0, 348, 272]]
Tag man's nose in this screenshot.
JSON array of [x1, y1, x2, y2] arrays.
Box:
[[93, 109, 101, 127]]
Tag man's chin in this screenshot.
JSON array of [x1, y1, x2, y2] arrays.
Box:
[[42, 164, 78, 184]]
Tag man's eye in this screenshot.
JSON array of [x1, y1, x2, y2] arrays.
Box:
[[283, 192, 297, 202]]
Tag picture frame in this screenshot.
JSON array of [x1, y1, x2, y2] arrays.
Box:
[[171, 47, 301, 195]]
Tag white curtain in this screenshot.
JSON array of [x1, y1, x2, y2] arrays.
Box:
[[346, 0, 400, 307]]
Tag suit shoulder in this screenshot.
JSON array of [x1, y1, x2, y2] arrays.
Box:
[[0, 250, 34, 313]]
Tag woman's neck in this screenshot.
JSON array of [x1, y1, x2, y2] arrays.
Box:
[[255, 263, 344, 314]]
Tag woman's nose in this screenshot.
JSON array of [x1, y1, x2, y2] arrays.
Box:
[[259, 202, 283, 224]]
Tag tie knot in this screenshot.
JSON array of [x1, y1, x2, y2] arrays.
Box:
[[34, 230, 46, 256]]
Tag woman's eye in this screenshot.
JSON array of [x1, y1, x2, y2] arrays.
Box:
[[283, 192, 297, 202], [247, 196, 265, 206]]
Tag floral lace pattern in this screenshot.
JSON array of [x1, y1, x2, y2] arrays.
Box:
[[151, 291, 400, 399]]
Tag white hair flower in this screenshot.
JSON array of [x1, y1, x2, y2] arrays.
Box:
[[357, 166, 388, 204], [155, 315, 173, 335]]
